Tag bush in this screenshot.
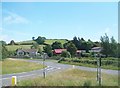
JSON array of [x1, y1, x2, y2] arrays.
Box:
[[48, 56, 61, 60], [83, 80, 91, 87], [58, 58, 65, 63], [81, 53, 91, 57], [61, 51, 71, 58]]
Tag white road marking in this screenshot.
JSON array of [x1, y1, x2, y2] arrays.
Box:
[[58, 67, 61, 69], [1, 66, 62, 81], [1, 74, 36, 81]]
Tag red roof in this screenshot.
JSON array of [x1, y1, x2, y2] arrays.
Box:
[[54, 49, 66, 54]]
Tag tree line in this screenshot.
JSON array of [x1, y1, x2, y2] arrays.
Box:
[[0, 34, 119, 60]]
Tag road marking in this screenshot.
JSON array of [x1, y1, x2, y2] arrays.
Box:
[[58, 67, 61, 69], [0, 77, 10, 80], [18, 74, 36, 78], [1, 66, 62, 81], [1, 74, 36, 81]]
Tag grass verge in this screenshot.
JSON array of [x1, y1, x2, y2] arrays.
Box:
[[18, 69, 118, 86], [1, 59, 46, 75], [59, 61, 119, 70]]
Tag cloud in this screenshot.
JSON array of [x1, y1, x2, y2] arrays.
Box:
[[3, 11, 29, 24]]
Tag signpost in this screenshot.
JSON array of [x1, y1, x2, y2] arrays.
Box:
[[95, 53, 102, 86], [97, 54, 101, 86], [43, 53, 47, 79]]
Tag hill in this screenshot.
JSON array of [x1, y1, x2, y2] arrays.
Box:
[[17, 39, 68, 45], [6, 39, 68, 51]]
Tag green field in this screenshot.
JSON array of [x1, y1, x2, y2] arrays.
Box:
[[6, 45, 45, 51], [45, 39, 67, 45], [17, 40, 36, 44], [7, 39, 67, 51], [1, 59, 45, 74], [16, 39, 67, 45], [18, 69, 118, 86]]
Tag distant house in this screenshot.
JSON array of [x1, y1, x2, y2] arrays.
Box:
[[76, 50, 86, 57], [90, 47, 102, 53], [16, 49, 38, 57], [53, 49, 66, 54]]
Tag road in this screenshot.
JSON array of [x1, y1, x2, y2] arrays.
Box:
[[0, 59, 119, 87]]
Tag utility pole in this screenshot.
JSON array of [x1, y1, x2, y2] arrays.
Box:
[[99, 56, 102, 86], [96, 55, 99, 81], [97, 54, 102, 86], [43, 53, 46, 79]]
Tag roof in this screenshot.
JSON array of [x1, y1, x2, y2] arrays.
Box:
[[54, 49, 66, 54], [91, 47, 102, 50], [76, 50, 86, 53]]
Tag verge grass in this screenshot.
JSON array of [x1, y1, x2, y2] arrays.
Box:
[[1, 59, 45, 75], [59, 57, 119, 70], [18, 69, 118, 86]]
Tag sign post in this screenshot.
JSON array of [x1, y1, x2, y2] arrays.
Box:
[[43, 53, 46, 79], [96, 54, 102, 86], [99, 56, 102, 86]]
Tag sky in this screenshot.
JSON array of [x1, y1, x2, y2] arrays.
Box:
[[1, 2, 118, 43]]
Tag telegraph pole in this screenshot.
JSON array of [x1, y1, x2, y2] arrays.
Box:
[[99, 55, 102, 86], [43, 53, 46, 79], [96, 55, 99, 81], [97, 54, 102, 86]]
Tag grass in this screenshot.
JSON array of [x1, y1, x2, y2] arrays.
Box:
[[60, 61, 119, 70], [1, 59, 46, 74], [6, 45, 45, 51], [16, 39, 67, 45], [18, 69, 118, 86], [59, 57, 119, 70], [17, 40, 36, 44], [45, 39, 67, 45], [6, 39, 67, 51]]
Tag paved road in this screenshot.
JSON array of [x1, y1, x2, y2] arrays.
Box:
[[1, 59, 119, 87]]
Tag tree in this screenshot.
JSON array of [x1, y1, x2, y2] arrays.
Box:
[[66, 42, 77, 57], [63, 41, 71, 49], [31, 43, 39, 49], [118, 43, 120, 58], [9, 40, 16, 45], [32, 37, 35, 41], [51, 41, 63, 50], [1, 44, 8, 60], [72, 36, 80, 49], [0, 41, 6, 45], [38, 48, 42, 54], [61, 51, 71, 58], [109, 36, 117, 57], [100, 34, 110, 57], [43, 45, 53, 57], [35, 36, 45, 44]]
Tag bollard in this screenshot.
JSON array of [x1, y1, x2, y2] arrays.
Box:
[[12, 76, 17, 86], [72, 65, 75, 69]]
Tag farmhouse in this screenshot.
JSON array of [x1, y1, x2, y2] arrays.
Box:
[[53, 49, 66, 54], [16, 49, 38, 57], [90, 47, 102, 53]]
